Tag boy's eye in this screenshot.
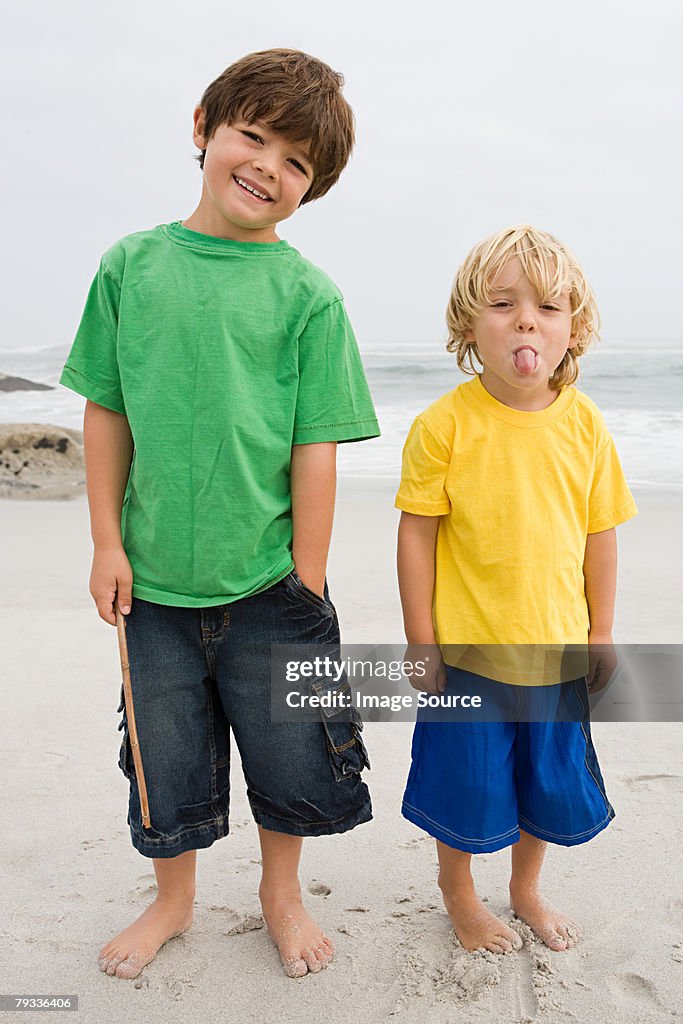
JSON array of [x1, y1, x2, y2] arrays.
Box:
[[288, 158, 309, 175], [491, 301, 511, 308], [242, 130, 263, 143], [540, 304, 561, 311]]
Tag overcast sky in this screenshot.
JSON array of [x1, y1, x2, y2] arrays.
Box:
[[2, 0, 682, 356]]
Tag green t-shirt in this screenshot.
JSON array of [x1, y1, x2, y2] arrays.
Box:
[[61, 221, 380, 606]]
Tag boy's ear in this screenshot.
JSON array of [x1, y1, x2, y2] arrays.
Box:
[[567, 332, 579, 349], [192, 106, 208, 149]]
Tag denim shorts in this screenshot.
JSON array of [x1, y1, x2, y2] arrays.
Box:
[[402, 666, 614, 854], [116, 570, 372, 858]]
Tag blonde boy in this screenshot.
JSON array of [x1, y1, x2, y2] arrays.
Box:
[[396, 226, 636, 953]]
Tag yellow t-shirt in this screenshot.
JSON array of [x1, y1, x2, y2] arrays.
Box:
[[395, 377, 638, 684]]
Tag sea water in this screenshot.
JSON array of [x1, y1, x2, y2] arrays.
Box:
[[1, 336, 681, 491]]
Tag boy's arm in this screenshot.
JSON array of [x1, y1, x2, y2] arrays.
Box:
[[397, 511, 446, 693], [583, 527, 618, 691], [84, 399, 135, 625], [290, 442, 337, 599]]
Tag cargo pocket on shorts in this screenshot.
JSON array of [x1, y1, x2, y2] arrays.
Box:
[[307, 653, 371, 781], [321, 704, 371, 782], [116, 685, 135, 781]]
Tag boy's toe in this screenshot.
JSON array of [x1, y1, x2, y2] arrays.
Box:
[[106, 954, 125, 975], [282, 956, 308, 979], [303, 948, 323, 973], [115, 954, 143, 980], [314, 943, 332, 967], [485, 940, 507, 954]]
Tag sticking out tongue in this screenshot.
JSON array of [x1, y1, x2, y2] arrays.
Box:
[[513, 347, 537, 375]]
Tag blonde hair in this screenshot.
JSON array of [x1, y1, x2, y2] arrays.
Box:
[[446, 225, 600, 389]]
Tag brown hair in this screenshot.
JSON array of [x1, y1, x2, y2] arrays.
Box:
[[196, 49, 354, 205], [446, 225, 601, 390]]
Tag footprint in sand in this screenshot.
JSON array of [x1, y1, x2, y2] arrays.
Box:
[[606, 972, 666, 1012], [307, 882, 332, 897], [622, 773, 682, 791], [81, 838, 106, 850]]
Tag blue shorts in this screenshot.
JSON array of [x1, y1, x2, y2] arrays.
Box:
[[117, 571, 372, 858], [402, 667, 614, 853]]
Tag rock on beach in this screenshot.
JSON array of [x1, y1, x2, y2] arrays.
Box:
[[0, 373, 54, 392], [0, 424, 85, 500]]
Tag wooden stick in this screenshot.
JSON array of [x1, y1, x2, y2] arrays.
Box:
[[115, 604, 151, 829]]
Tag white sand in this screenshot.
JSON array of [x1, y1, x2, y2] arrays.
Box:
[[1, 483, 682, 1023]]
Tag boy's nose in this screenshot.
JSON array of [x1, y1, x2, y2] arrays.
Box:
[[515, 312, 537, 333], [253, 155, 278, 181]]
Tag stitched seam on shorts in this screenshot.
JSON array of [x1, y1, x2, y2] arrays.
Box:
[[518, 810, 612, 841], [569, 680, 612, 813], [330, 738, 356, 753], [130, 815, 229, 845], [402, 801, 519, 845], [580, 718, 611, 811], [207, 690, 218, 803]]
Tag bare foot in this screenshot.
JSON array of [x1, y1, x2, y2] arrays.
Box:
[[510, 886, 582, 951], [259, 887, 334, 978], [441, 886, 523, 954], [98, 898, 194, 979]]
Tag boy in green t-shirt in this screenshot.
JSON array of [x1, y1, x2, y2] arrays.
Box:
[[61, 49, 379, 981]]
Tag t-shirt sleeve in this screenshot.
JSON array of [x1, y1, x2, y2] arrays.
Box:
[[293, 299, 380, 444], [59, 260, 126, 415], [587, 434, 638, 532], [395, 416, 452, 516]]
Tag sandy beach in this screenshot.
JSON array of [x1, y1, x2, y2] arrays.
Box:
[[2, 481, 682, 1024]]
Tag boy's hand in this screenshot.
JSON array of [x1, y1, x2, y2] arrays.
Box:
[[294, 565, 326, 601], [404, 642, 447, 695], [586, 631, 617, 693], [90, 545, 133, 626]]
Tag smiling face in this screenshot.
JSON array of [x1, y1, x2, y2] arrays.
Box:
[[466, 256, 577, 410], [186, 110, 314, 242]]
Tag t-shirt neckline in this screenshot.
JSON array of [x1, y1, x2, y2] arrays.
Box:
[[465, 375, 576, 427], [163, 221, 292, 255]]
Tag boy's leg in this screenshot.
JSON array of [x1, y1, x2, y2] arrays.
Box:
[[510, 684, 613, 951], [257, 827, 333, 978], [102, 599, 232, 980], [509, 830, 582, 951], [437, 841, 522, 954], [99, 850, 196, 979], [213, 573, 370, 978]]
